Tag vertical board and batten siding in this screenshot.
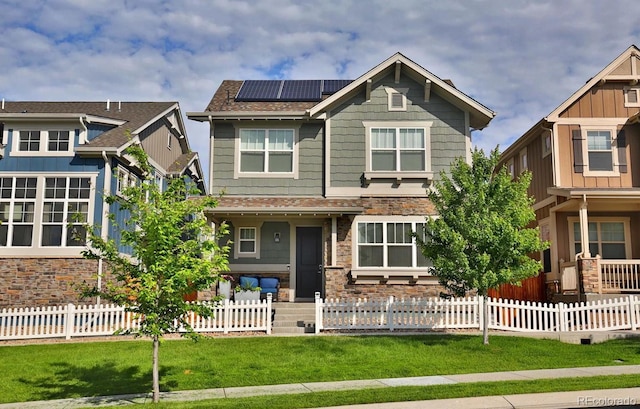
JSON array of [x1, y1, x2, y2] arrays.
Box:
[[329, 74, 467, 188], [557, 83, 640, 189], [138, 117, 183, 170], [210, 122, 324, 195]]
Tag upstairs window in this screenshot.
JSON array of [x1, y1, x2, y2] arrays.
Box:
[[519, 148, 528, 173], [587, 130, 613, 171], [19, 131, 40, 152], [624, 87, 640, 108], [48, 131, 70, 151], [239, 129, 294, 174], [12, 128, 75, 155], [371, 127, 426, 171]]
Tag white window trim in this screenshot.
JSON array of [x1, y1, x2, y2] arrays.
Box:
[[384, 87, 408, 111], [581, 125, 619, 177], [624, 86, 640, 108], [233, 126, 300, 179], [519, 147, 528, 173], [362, 121, 433, 180], [351, 215, 433, 277], [40, 176, 92, 248], [9, 126, 77, 157], [542, 132, 552, 158], [567, 217, 631, 261], [115, 166, 139, 197], [0, 172, 97, 257], [506, 157, 515, 178], [233, 222, 262, 259]]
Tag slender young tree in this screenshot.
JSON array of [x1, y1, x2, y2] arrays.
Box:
[[416, 147, 547, 344], [79, 144, 229, 403]]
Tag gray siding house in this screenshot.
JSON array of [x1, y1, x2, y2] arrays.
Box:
[[188, 53, 494, 301]]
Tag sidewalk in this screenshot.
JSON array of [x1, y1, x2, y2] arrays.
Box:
[[2, 365, 640, 408]]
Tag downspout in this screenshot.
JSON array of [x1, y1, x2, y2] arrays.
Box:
[[98, 150, 112, 304], [208, 115, 214, 195]]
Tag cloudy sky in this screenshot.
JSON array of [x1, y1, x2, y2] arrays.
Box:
[[1, 0, 639, 183]]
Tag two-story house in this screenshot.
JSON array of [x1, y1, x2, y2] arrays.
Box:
[[0, 101, 205, 307], [188, 53, 495, 302], [498, 45, 640, 303]]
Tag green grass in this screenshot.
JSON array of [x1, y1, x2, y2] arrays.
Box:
[[1, 334, 639, 404]]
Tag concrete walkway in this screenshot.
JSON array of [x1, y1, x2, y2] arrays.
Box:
[[2, 365, 640, 408]]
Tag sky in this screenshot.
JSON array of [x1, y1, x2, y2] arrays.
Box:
[[1, 0, 639, 186]]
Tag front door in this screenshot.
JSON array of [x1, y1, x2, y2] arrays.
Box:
[[296, 226, 323, 299]]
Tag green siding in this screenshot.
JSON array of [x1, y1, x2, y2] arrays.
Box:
[[225, 221, 290, 265], [330, 74, 467, 187], [211, 122, 323, 196]]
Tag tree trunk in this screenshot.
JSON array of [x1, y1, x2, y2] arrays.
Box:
[[152, 335, 160, 403], [482, 293, 489, 345]]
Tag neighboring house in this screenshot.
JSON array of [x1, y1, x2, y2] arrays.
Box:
[[188, 53, 495, 302], [497, 45, 640, 303], [0, 101, 205, 307]]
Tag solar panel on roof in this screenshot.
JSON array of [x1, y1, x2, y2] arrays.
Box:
[[322, 79, 353, 94], [236, 80, 282, 101], [280, 80, 322, 101]]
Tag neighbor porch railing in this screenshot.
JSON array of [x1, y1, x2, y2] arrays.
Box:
[[600, 260, 640, 293]]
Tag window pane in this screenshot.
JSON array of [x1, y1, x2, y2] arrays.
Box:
[[240, 228, 255, 240], [0, 225, 7, 246], [240, 152, 265, 172], [45, 178, 67, 199], [388, 246, 412, 267], [601, 222, 624, 241], [239, 241, 255, 253], [588, 152, 613, 171], [0, 178, 12, 199], [240, 130, 265, 150], [587, 131, 611, 150], [268, 152, 293, 172], [268, 130, 293, 150], [371, 129, 395, 148], [66, 225, 86, 246], [601, 243, 626, 259], [15, 178, 37, 199], [359, 245, 383, 267], [12, 226, 33, 246], [588, 222, 598, 241], [0, 203, 9, 222], [42, 225, 63, 246], [400, 151, 425, 171], [417, 250, 433, 267], [372, 151, 396, 171], [399, 129, 424, 148], [391, 93, 403, 108], [43, 202, 64, 222], [573, 222, 581, 241]]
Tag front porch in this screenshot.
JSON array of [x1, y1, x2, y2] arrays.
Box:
[[559, 258, 640, 300]]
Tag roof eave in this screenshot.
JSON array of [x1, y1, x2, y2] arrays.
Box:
[[187, 111, 310, 121]]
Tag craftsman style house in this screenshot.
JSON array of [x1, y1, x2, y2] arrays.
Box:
[[0, 101, 205, 307], [498, 45, 640, 303], [188, 53, 495, 301]]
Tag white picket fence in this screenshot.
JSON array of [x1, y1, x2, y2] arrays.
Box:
[[0, 295, 272, 341], [315, 293, 640, 333]]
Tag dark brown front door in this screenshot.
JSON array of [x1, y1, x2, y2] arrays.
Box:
[[296, 227, 323, 299]]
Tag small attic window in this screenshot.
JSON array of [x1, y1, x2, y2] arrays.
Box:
[[385, 87, 408, 111], [624, 86, 640, 107]]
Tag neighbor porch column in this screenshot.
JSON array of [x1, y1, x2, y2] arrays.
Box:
[[578, 199, 590, 257]]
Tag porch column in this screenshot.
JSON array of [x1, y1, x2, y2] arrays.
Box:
[[578, 200, 590, 257], [331, 216, 337, 266]]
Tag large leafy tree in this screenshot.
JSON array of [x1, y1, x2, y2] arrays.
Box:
[[416, 147, 547, 344], [79, 145, 229, 402]]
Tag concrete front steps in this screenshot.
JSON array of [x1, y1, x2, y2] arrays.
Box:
[[271, 302, 316, 335]]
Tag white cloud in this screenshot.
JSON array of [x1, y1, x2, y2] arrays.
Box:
[[1, 0, 639, 185]]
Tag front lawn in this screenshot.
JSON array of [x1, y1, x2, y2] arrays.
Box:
[[1, 334, 639, 404]]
